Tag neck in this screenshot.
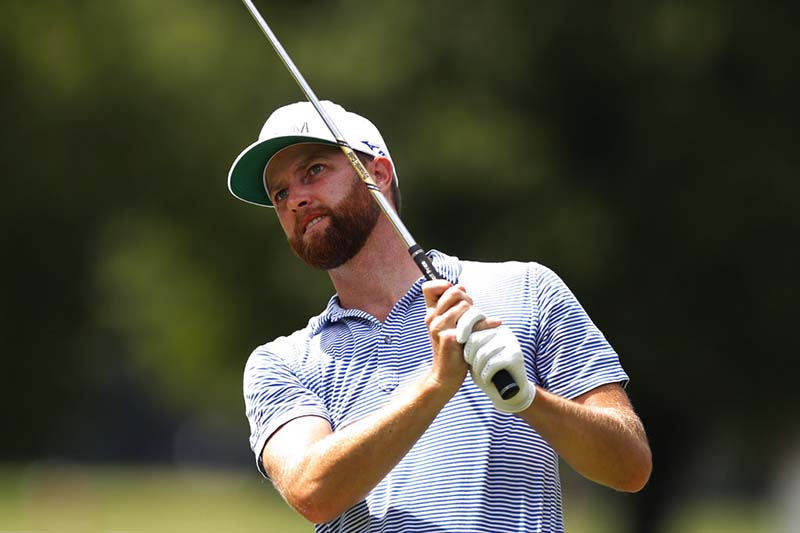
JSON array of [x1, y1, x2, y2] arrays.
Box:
[[327, 218, 424, 322]]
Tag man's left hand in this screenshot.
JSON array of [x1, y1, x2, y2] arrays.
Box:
[[462, 325, 536, 413]]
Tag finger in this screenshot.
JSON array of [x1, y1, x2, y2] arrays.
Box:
[[473, 343, 505, 380], [472, 317, 503, 332], [425, 284, 472, 326], [456, 307, 486, 343], [428, 299, 472, 334], [422, 279, 452, 309], [463, 328, 496, 365], [434, 284, 473, 317]]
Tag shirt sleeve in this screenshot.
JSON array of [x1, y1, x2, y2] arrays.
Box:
[[243, 337, 331, 478], [532, 264, 629, 399]]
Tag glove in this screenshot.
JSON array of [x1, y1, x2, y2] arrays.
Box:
[[461, 324, 536, 413], [455, 307, 487, 344]]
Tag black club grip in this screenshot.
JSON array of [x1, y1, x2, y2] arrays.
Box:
[[491, 369, 520, 400]]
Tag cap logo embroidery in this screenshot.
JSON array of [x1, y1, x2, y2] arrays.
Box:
[[293, 122, 309, 133], [361, 140, 386, 157]]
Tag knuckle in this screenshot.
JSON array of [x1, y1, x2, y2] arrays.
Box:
[[424, 309, 435, 325], [440, 330, 457, 344], [456, 300, 472, 315], [423, 279, 450, 295], [428, 315, 446, 333]]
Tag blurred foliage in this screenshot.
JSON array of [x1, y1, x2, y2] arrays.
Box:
[[1, 1, 798, 531]]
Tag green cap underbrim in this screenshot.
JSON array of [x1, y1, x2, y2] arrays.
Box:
[[228, 136, 337, 207]]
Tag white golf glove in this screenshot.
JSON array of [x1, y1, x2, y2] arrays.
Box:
[[456, 308, 536, 413]]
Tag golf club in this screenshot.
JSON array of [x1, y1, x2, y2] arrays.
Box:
[[240, 0, 519, 401]]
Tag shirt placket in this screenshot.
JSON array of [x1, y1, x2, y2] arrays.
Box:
[[376, 326, 399, 392]]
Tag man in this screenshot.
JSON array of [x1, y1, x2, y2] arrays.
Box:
[[229, 101, 651, 532]]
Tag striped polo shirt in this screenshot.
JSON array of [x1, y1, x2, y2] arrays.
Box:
[[243, 251, 628, 532]]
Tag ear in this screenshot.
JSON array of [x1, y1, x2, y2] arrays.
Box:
[[369, 156, 395, 197]]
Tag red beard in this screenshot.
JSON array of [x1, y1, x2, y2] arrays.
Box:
[[288, 175, 381, 270]]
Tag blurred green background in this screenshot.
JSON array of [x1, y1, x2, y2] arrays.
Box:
[[1, 1, 798, 531]]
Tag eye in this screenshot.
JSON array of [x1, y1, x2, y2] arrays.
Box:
[[308, 163, 325, 176], [273, 188, 289, 203]]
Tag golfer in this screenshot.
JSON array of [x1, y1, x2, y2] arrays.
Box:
[[230, 101, 651, 532]]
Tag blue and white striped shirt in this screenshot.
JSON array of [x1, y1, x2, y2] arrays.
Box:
[[244, 251, 628, 532]]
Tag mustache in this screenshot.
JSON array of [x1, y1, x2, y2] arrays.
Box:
[[286, 179, 381, 270]]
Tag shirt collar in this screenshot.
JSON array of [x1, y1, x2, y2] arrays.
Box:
[[308, 249, 462, 334]]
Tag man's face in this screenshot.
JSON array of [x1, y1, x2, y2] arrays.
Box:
[[265, 144, 381, 270]]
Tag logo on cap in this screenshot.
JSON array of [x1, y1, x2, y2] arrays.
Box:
[[293, 122, 309, 133], [361, 140, 386, 157]]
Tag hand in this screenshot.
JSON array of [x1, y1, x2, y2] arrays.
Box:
[[462, 325, 536, 413], [422, 280, 500, 394]]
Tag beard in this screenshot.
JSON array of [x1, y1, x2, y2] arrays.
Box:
[[288, 175, 381, 270]]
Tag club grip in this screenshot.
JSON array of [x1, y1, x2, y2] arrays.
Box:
[[409, 244, 442, 281], [491, 369, 520, 400]]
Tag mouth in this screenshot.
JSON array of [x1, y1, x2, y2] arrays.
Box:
[[302, 215, 326, 234]]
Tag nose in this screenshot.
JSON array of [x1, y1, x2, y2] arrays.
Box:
[[288, 183, 312, 212]]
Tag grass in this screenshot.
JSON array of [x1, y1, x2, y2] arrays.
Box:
[[0, 464, 311, 533], [660, 499, 775, 533], [0, 464, 775, 532]]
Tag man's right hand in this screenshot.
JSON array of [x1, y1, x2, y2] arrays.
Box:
[[421, 280, 501, 395]]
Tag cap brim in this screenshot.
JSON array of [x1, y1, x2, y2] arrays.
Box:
[[228, 136, 337, 207]]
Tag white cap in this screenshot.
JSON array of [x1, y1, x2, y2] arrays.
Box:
[[228, 101, 396, 207]]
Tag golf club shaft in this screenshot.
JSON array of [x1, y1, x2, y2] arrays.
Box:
[[240, 0, 519, 400]]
